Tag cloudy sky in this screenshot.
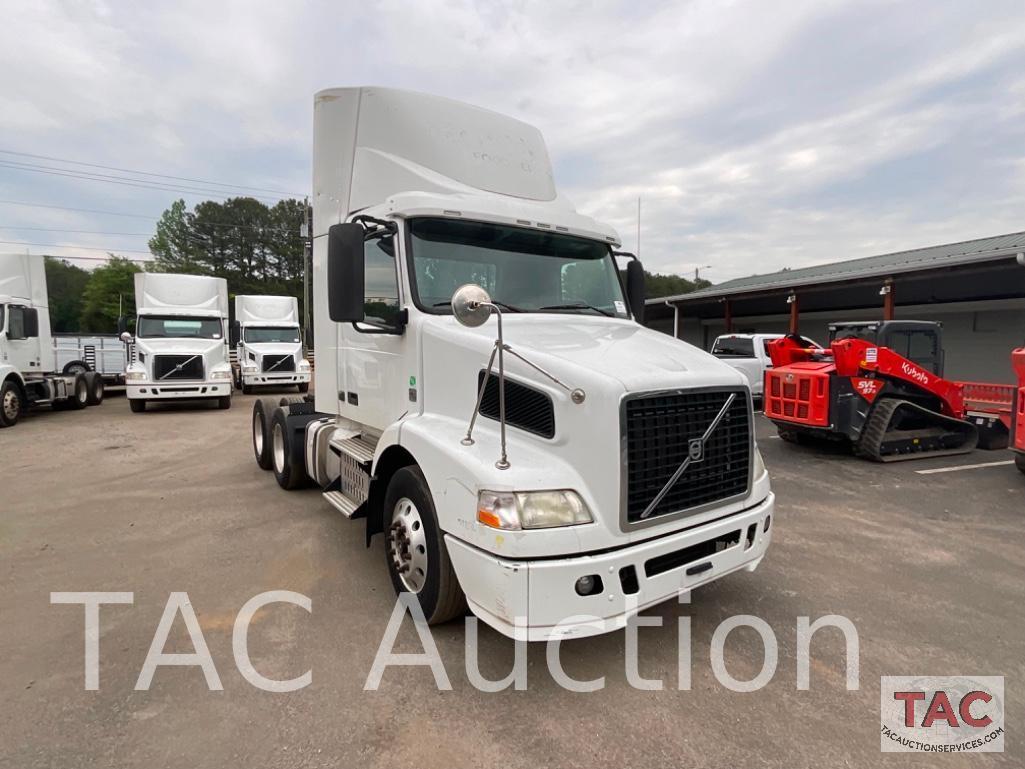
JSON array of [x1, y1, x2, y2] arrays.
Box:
[[1, 0, 1024, 283]]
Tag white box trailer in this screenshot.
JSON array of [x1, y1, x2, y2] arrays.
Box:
[[231, 295, 310, 393], [123, 272, 233, 412], [250, 87, 774, 640], [0, 254, 106, 427]]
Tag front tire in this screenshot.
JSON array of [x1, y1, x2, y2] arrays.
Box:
[[0, 379, 23, 428], [129, 398, 146, 413], [384, 466, 466, 625], [297, 382, 310, 394], [1016, 452, 1025, 475], [217, 395, 232, 410]]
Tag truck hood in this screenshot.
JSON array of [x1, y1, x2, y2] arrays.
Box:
[[243, 342, 302, 356], [433, 314, 746, 392]]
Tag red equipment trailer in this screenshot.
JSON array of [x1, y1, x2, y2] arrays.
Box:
[[1012, 347, 1025, 475], [765, 320, 1015, 462]]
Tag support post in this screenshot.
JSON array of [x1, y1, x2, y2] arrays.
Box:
[[788, 293, 799, 334], [724, 299, 733, 333], [883, 279, 895, 320]]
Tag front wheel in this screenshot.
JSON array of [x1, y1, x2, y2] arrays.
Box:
[[67, 374, 89, 410], [129, 398, 146, 413], [297, 382, 310, 394], [0, 379, 22, 428], [1016, 453, 1025, 476], [384, 466, 466, 625], [217, 395, 232, 410], [84, 372, 104, 405]]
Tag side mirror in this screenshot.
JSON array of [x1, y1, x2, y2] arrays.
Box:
[[626, 260, 646, 324], [328, 223, 366, 323], [119, 331, 133, 344], [23, 307, 39, 337], [230, 320, 241, 347], [451, 284, 492, 328], [117, 316, 127, 334]]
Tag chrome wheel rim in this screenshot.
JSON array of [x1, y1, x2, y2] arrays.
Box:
[[388, 497, 428, 593], [272, 423, 286, 474], [77, 381, 88, 403], [253, 411, 264, 456], [2, 389, 19, 420]]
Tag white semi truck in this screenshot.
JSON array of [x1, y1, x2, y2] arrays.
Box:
[[0, 253, 106, 428], [251, 87, 774, 640], [231, 295, 310, 394], [123, 272, 233, 413]]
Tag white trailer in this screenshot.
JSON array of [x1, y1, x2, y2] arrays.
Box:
[[231, 295, 310, 394], [251, 87, 774, 640], [54, 333, 128, 389], [0, 254, 106, 427], [122, 272, 233, 412]]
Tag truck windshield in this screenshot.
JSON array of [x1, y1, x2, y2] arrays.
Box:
[[243, 326, 301, 344], [408, 218, 628, 317], [137, 316, 222, 339], [712, 337, 755, 357]]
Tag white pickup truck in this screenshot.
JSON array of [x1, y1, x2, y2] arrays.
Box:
[[710, 333, 784, 399]]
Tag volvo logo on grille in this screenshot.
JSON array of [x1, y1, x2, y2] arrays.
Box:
[[688, 438, 704, 462]]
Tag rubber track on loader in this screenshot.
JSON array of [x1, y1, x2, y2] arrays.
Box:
[[855, 398, 978, 462]]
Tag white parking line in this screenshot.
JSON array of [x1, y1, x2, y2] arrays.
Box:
[[915, 460, 1014, 475]]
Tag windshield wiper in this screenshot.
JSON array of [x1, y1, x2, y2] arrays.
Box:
[[537, 302, 614, 317], [431, 299, 525, 313]]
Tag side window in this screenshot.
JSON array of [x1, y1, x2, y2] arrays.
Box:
[[7, 306, 26, 339], [363, 236, 401, 327]]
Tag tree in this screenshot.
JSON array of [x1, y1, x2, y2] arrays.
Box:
[[44, 257, 90, 332], [149, 197, 307, 319], [643, 271, 711, 298], [79, 256, 141, 332]]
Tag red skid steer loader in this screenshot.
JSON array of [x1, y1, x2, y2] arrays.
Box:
[[764, 321, 1015, 463]]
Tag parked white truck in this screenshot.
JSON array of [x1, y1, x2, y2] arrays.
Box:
[[710, 333, 784, 400], [122, 272, 233, 413], [0, 253, 105, 427], [231, 295, 310, 394], [251, 87, 774, 640]]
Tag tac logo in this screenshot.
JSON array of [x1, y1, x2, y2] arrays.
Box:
[[880, 676, 1004, 753]]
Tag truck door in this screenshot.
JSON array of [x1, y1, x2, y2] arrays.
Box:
[[4, 305, 42, 373], [340, 231, 411, 430]]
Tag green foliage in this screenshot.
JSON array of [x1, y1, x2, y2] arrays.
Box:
[[79, 256, 141, 332], [149, 197, 307, 317], [643, 271, 711, 298], [44, 257, 90, 332]]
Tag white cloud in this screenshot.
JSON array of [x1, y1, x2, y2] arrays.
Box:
[[0, 0, 1023, 277]]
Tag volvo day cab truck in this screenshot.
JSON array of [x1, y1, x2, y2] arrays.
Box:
[[251, 87, 773, 641], [232, 295, 310, 394], [0, 253, 105, 427], [123, 272, 233, 412]]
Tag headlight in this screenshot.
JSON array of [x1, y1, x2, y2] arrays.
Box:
[[753, 447, 766, 479], [477, 490, 593, 530], [126, 370, 146, 382], [211, 370, 232, 380], [298, 359, 310, 371], [242, 364, 257, 373]]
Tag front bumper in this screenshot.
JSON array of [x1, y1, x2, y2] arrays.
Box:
[[241, 371, 310, 386], [126, 382, 232, 400], [446, 492, 774, 641]]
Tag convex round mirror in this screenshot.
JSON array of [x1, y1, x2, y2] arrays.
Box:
[[451, 284, 492, 328], [119, 331, 133, 343]]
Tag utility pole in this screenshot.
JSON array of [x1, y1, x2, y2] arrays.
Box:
[[301, 197, 312, 347]]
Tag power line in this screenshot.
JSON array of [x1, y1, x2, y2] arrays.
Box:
[[0, 199, 303, 237], [0, 148, 304, 197], [0, 159, 285, 202], [0, 198, 156, 219], [0, 226, 153, 236], [0, 239, 154, 254]]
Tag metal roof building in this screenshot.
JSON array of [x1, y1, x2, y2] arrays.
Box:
[[645, 231, 1025, 383]]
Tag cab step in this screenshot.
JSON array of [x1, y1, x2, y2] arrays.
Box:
[[322, 489, 363, 519], [329, 433, 377, 464]]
